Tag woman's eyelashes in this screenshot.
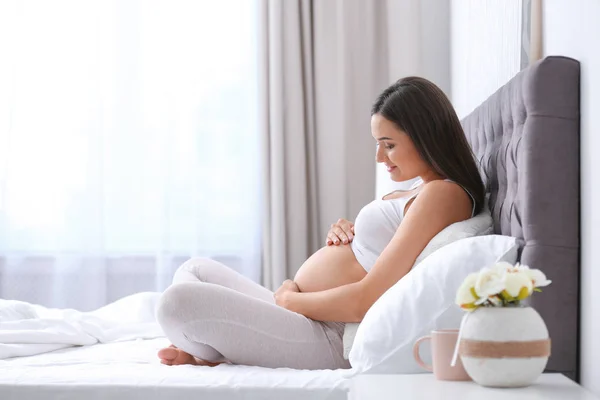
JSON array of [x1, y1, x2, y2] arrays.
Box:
[[376, 142, 395, 150]]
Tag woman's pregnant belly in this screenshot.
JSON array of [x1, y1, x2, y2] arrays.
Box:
[[293, 244, 367, 293]]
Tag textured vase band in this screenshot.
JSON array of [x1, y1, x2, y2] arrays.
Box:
[[459, 338, 551, 358]]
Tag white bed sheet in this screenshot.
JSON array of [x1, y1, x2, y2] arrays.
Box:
[[0, 337, 351, 400]]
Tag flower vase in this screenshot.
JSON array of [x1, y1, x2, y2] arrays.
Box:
[[458, 306, 550, 387]]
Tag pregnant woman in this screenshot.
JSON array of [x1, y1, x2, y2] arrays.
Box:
[[156, 77, 485, 369]]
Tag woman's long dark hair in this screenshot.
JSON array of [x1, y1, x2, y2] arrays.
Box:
[[372, 77, 485, 215]]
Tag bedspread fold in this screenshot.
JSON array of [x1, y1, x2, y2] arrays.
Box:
[[0, 292, 164, 359]]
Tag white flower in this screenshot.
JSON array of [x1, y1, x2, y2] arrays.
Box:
[[474, 267, 505, 304], [456, 263, 551, 311], [517, 265, 552, 287], [503, 270, 533, 299], [455, 273, 479, 309], [491, 261, 516, 272]]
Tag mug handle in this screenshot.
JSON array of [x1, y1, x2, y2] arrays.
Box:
[[413, 336, 433, 372]]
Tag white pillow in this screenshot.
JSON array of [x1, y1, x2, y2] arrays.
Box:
[[342, 208, 493, 358], [413, 207, 494, 265], [343, 234, 519, 376]]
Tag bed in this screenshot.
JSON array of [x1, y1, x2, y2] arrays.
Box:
[[0, 56, 581, 398]]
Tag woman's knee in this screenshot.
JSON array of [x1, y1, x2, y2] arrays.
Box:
[[174, 257, 226, 283], [156, 282, 203, 327]]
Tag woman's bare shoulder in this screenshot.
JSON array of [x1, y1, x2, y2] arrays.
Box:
[[412, 180, 472, 219]]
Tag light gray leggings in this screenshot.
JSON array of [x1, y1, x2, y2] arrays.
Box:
[[155, 257, 350, 370]]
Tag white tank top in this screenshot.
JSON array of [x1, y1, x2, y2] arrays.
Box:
[[350, 179, 475, 272]]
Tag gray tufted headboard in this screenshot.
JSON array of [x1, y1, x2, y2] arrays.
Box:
[[461, 56, 580, 380]]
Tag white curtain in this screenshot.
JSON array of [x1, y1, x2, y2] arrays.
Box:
[[376, 0, 451, 198], [450, 0, 523, 118], [0, 0, 262, 311]]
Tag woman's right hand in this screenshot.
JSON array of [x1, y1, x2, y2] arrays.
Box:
[[326, 218, 355, 246]]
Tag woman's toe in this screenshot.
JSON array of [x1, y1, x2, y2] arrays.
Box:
[[158, 347, 179, 362]]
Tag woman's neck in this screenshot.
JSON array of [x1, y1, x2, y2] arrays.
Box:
[[420, 170, 445, 183]]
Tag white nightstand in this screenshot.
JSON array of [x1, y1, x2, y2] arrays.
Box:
[[348, 373, 599, 400]]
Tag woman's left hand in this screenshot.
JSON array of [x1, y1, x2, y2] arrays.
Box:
[[274, 279, 300, 309]]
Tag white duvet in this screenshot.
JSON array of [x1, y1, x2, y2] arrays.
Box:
[[0, 292, 164, 359]]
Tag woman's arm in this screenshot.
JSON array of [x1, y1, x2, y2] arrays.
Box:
[[278, 281, 363, 322], [279, 180, 472, 322]]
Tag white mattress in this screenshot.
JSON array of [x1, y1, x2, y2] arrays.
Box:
[[0, 338, 351, 400]]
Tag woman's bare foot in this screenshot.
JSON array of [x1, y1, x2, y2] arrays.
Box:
[[158, 345, 223, 367]]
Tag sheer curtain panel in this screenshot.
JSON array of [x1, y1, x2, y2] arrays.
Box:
[[0, 0, 261, 310]]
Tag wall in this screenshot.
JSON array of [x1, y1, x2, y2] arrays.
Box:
[[450, 0, 523, 119], [543, 0, 600, 393]]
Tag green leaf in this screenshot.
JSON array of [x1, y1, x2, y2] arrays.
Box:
[[533, 288, 542, 292]]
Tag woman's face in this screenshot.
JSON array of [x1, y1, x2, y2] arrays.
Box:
[[372, 113, 432, 182]]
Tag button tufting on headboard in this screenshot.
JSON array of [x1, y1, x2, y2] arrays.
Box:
[[460, 56, 580, 379]]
